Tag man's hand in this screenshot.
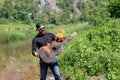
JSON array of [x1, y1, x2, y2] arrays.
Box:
[[34, 52, 39, 57]]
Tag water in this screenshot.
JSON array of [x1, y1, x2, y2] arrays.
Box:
[[0, 39, 39, 80], [0, 40, 32, 70]]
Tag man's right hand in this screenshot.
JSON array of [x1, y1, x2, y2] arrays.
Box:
[[34, 52, 39, 57]]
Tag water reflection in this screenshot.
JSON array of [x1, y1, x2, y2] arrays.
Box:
[[0, 40, 32, 70]]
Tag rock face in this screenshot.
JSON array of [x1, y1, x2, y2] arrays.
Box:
[[39, 0, 60, 12], [38, 0, 87, 13]]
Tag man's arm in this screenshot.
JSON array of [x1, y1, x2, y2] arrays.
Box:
[[32, 38, 39, 57]]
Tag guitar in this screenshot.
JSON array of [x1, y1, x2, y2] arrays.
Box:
[[38, 32, 77, 63]]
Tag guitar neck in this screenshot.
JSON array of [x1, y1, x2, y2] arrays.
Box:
[[57, 32, 77, 46], [60, 36, 70, 45]]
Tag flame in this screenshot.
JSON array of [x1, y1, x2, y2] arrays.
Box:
[[43, 43, 50, 53], [56, 29, 65, 38], [55, 29, 65, 42]]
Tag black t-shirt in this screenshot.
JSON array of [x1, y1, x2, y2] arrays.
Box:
[[32, 33, 55, 55]]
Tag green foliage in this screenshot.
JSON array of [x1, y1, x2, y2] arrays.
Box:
[[0, 18, 9, 24], [84, 0, 110, 27], [9, 32, 26, 42], [0, 0, 39, 24], [0, 0, 119, 26], [0, 23, 35, 44], [57, 20, 120, 79], [108, 0, 120, 18], [39, 4, 51, 24], [57, 0, 80, 24]]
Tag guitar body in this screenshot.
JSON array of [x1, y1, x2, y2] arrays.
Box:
[[38, 32, 77, 63], [38, 42, 62, 63]]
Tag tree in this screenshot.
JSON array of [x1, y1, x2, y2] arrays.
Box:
[[84, 0, 110, 27], [108, 0, 120, 18], [0, 0, 40, 24]]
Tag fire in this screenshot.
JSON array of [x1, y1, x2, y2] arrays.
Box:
[[56, 29, 65, 38], [55, 29, 65, 42], [42, 43, 51, 56]]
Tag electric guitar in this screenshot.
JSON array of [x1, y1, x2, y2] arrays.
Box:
[[38, 32, 77, 63]]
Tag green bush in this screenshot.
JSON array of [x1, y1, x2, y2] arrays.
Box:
[[84, 0, 110, 27], [57, 20, 120, 79], [0, 18, 9, 24], [9, 32, 26, 42], [108, 0, 120, 18]]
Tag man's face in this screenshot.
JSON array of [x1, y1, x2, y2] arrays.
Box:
[[39, 26, 45, 34]]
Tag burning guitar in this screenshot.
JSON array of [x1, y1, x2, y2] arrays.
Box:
[[38, 30, 77, 63]]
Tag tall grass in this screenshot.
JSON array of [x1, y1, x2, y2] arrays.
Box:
[[0, 23, 36, 44]]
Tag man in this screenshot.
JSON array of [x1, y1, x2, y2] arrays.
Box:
[[32, 23, 61, 80]]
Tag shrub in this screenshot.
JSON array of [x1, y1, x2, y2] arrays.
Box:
[[9, 32, 26, 42], [58, 21, 120, 79]]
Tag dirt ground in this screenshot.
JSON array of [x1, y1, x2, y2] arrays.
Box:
[[0, 59, 65, 80]]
